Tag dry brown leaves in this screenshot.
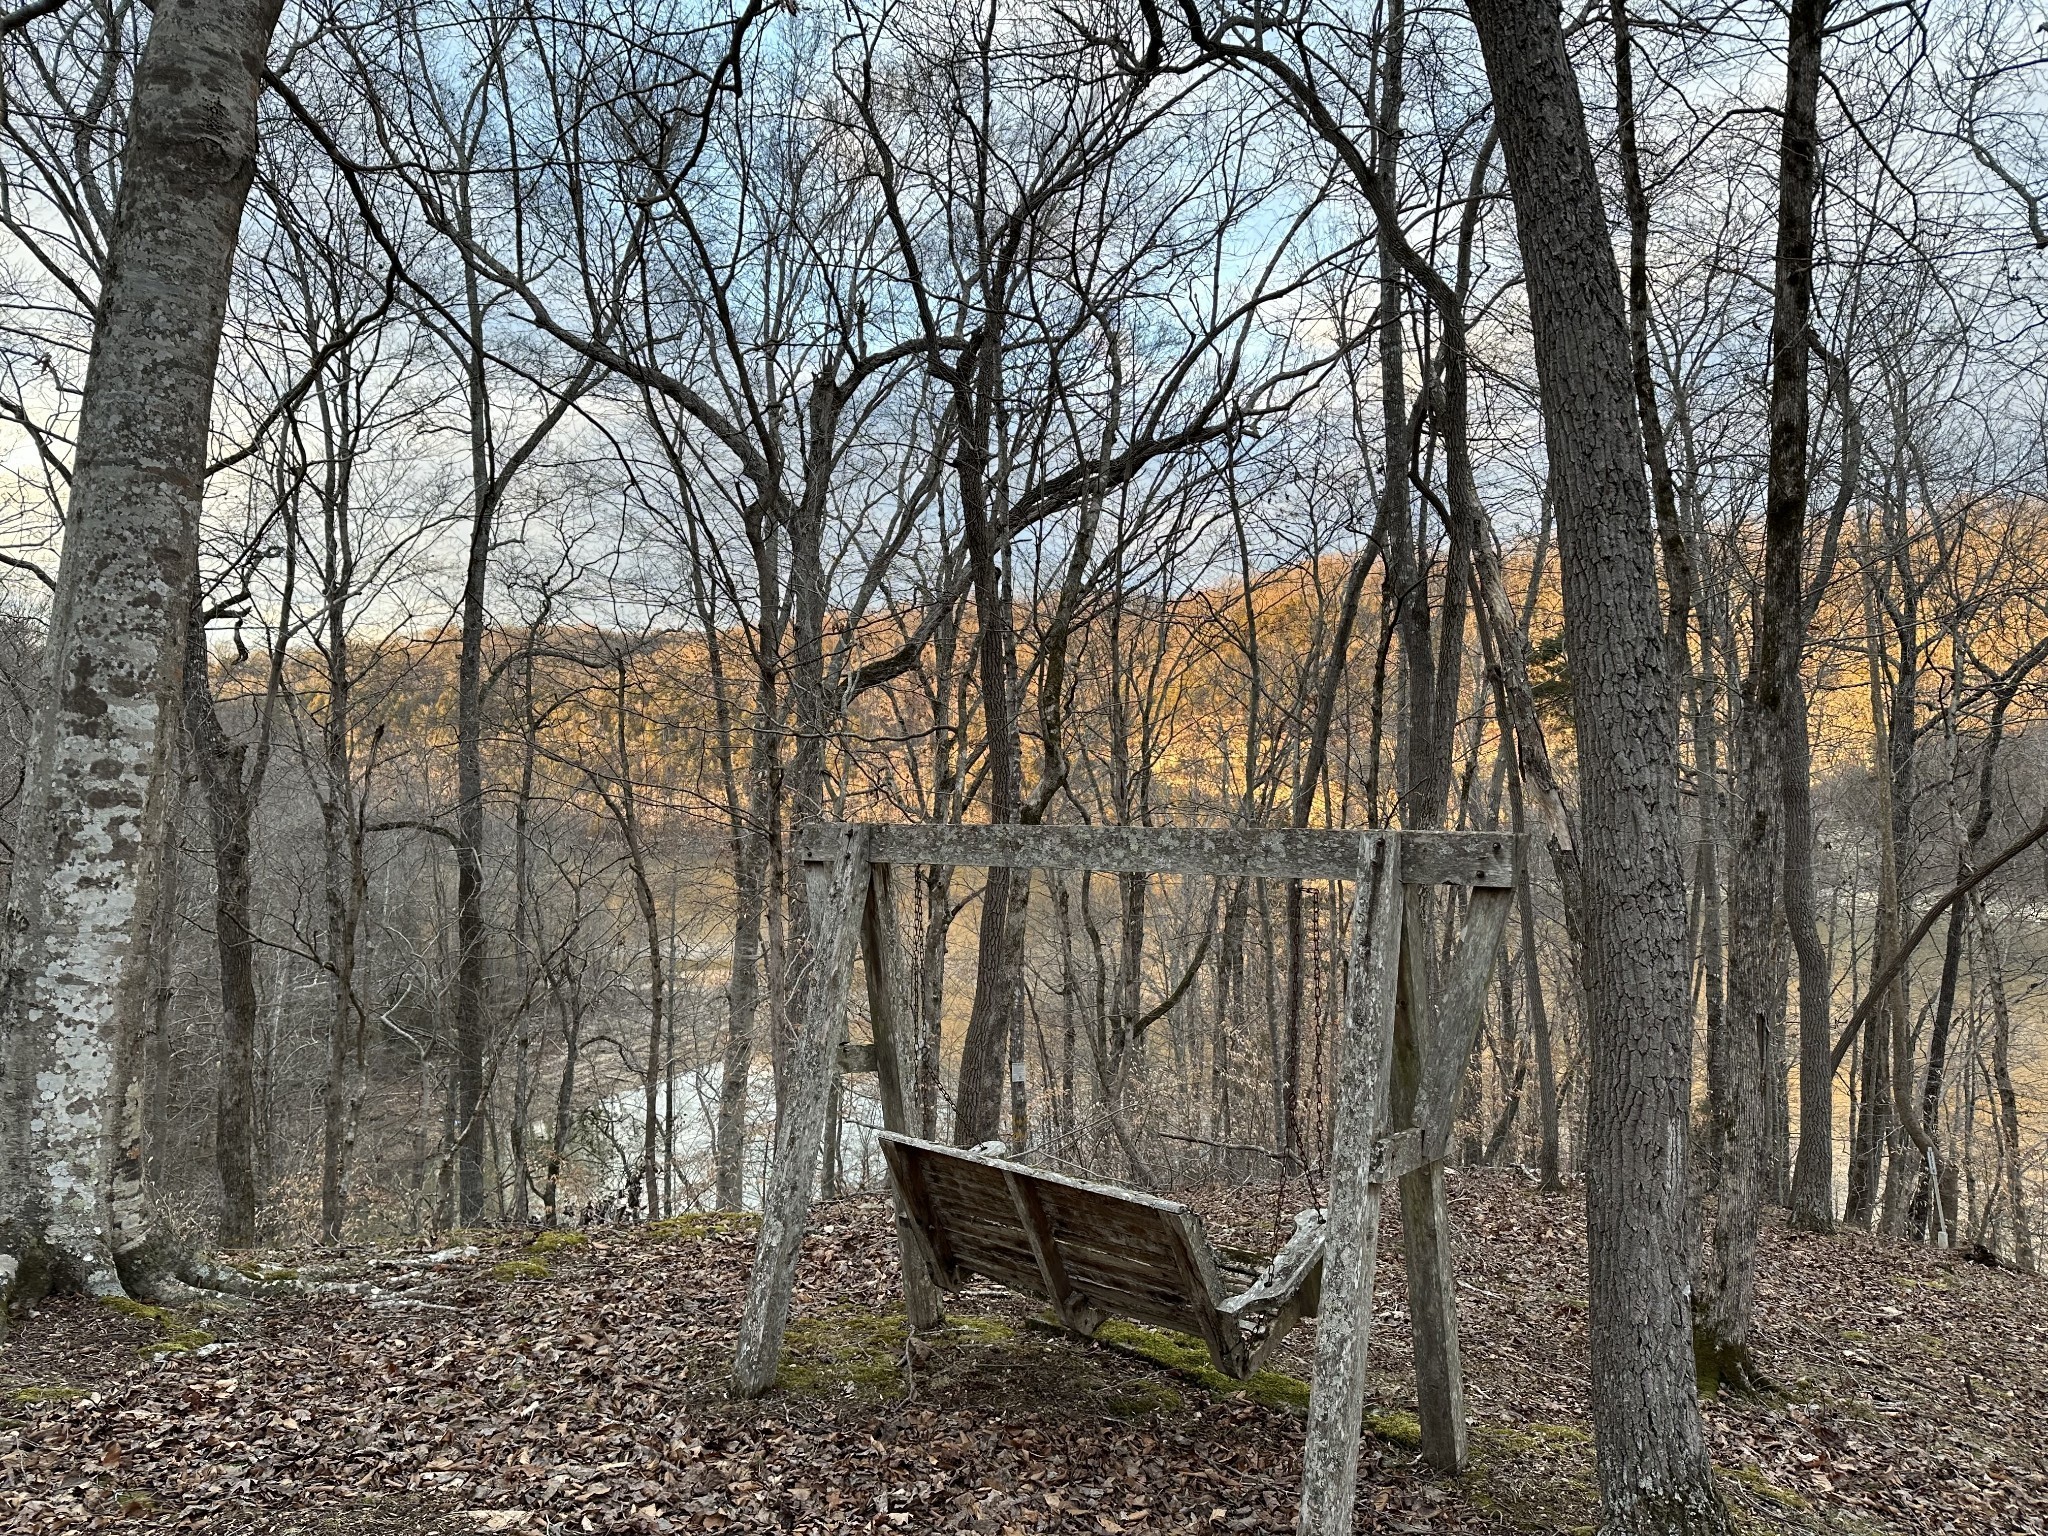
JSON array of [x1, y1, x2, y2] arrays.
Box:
[[3, 1173, 2042, 1534]]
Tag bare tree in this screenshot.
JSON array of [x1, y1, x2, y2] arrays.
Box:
[[0, 0, 285, 1302]]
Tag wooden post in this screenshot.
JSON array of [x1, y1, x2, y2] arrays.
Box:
[[731, 825, 868, 1398], [863, 861, 944, 1330], [1386, 891, 1464, 1474], [1299, 834, 1403, 1536]]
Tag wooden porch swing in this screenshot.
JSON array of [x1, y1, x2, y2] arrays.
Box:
[[730, 821, 1519, 1536], [880, 1130, 1329, 1380]]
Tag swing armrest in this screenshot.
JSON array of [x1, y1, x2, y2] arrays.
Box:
[[1219, 1209, 1327, 1321]]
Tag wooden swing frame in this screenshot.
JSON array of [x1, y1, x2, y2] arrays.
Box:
[[731, 822, 1519, 1536]]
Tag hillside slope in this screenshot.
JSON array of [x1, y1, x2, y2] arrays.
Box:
[[3, 1173, 2042, 1534]]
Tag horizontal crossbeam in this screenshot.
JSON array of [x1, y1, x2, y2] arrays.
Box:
[[794, 822, 1517, 887]]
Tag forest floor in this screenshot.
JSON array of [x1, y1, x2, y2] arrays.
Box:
[[3, 1170, 2044, 1535]]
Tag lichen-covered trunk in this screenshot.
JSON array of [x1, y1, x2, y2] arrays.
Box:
[[0, 0, 283, 1304], [1462, 0, 1730, 1527]]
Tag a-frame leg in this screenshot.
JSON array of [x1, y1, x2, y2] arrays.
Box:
[[861, 860, 944, 1330], [1396, 884, 1514, 1473], [732, 825, 869, 1398], [1298, 834, 1403, 1536], [1392, 890, 1467, 1475]]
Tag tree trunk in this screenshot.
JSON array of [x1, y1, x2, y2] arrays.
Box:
[[953, 340, 1023, 1148], [1700, 698, 1775, 1390], [0, 0, 283, 1303], [1461, 0, 1730, 1527], [181, 600, 265, 1248], [544, 966, 585, 1228], [1503, 698, 1561, 1189], [1756, 0, 1837, 1239], [1973, 898, 2033, 1272], [452, 245, 494, 1229]]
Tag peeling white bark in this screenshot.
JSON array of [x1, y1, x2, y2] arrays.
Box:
[[0, 0, 284, 1299]]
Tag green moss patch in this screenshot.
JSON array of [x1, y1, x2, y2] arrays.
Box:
[[146, 1328, 215, 1356], [491, 1259, 550, 1281], [7, 1385, 85, 1404], [1098, 1379, 1186, 1417], [99, 1296, 215, 1358], [98, 1297, 173, 1326], [1725, 1463, 1812, 1514], [232, 1262, 299, 1283], [530, 1229, 587, 1255], [638, 1212, 761, 1243], [781, 1309, 911, 1396], [779, 1308, 1022, 1399], [1460, 1421, 1601, 1533], [1088, 1319, 1311, 1415]]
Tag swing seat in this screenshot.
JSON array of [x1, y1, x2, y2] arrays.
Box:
[[878, 1132, 1325, 1379]]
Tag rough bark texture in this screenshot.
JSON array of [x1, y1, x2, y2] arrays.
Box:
[[181, 599, 271, 1249], [1763, 0, 1837, 1238], [0, 0, 283, 1302], [1703, 704, 1775, 1390], [951, 334, 1022, 1148], [1460, 1, 1730, 1528]]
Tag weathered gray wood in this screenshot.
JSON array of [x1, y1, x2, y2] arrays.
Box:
[[731, 827, 869, 1398], [1226, 1210, 1326, 1374], [1003, 1170, 1104, 1336], [1161, 1208, 1250, 1377], [861, 862, 943, 1329], [1219, 1209, 1325, 1320], [1421, 885, 1516, 1160], [800, 823, 1516, 887], [1392, 888, 1474, 1482], [1374, 1128, 1428, 1182], [879, 1135, 957, 1285], [838, 1040, 878, 1073], [1401, 1158, 1468, 1474], [880, 1131, 1322, 1380], [1299, 835, 1404, 1536], [883, 1131, 1197, 1214]]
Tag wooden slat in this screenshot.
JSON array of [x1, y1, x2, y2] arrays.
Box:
[[1059, 1252, 1204, 1311], [798, 824, 1518, 888], [881, 1133, 1197, 1215], [1064, 1278, 1205, 1334], [1037, 1193, 1184, 1262], [1045, 1226, 1184, 1278], [953, 1253, 1053, 1298], [916, 1190, 1043, 1254], [1162, 1209, 1248, 1377], [1005, 1167, 1103, 1335], [880, 1136, 958, 1286], [1401, 1160, 1468, 1475], [1217, 1210, 1326, 1321]]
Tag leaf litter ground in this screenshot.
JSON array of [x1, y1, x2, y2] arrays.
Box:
[[4, 1172, 2044, 1534]]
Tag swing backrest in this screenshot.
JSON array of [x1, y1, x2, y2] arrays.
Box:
[[879, 1132, 1258, 1375]]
